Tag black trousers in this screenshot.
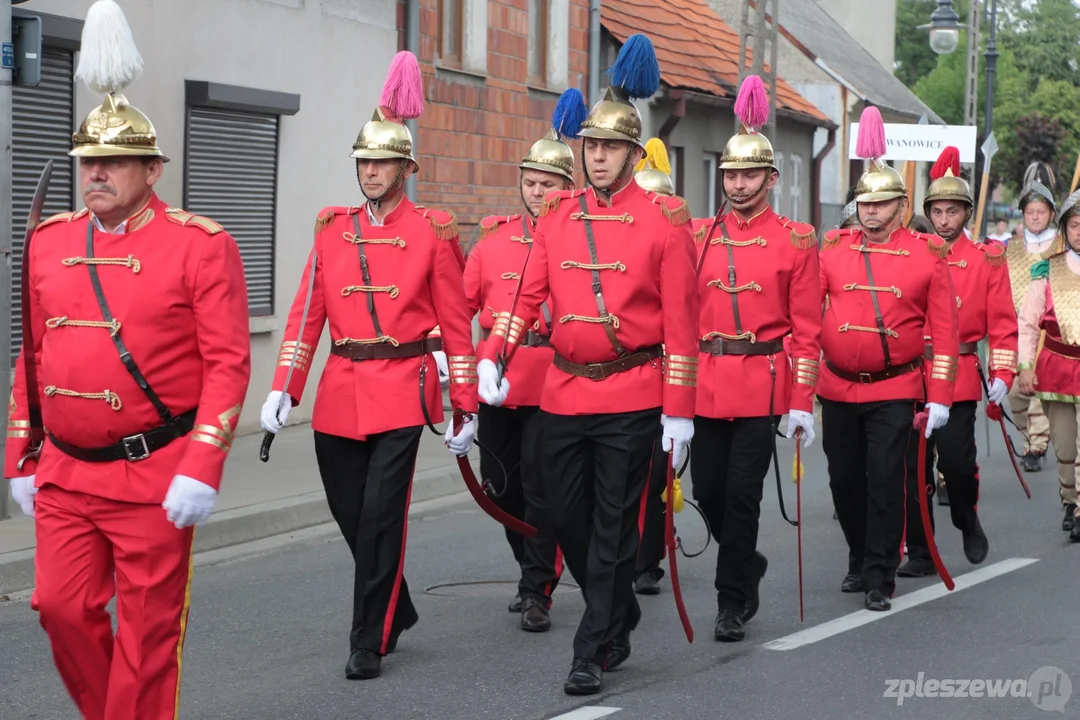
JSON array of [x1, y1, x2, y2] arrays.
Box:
[[478, 403, 563, 603], [541, 408, 661, 661], [314, 428, 423, 655], [690, 415, 774, 610], [635, 434, 668, 581], [905, 401, 980, 560], [820, 398, 917, 596]]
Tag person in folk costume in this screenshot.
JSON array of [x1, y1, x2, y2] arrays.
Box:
[[1007, 162, 1061, 475], [3, 2, 252, 717], [462, 90, 590, 631], [1019, 189, 1080, 540], [629, 137, 680, 597], [476, 34, 699, 695], [691, 75, 820, 640], [259, 52, 478, 680], [897, 146, 1017, 577], [817, 107, 958, 611]]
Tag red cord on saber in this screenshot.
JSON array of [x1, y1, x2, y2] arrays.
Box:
[[986, 402, 1032, 499], [665, 458, 694, 643], [795, 429, 805, 622], [912, 410, 955, 591]]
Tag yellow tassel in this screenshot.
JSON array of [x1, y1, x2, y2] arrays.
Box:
[[693, 225, 708, 245], [661, 197, 691, 226], [540, 193, 561, 218], [636, 138, 672, 175], [477, 217, 502, 241], [822, 229, 841, 250], [792, 454, 804, 484], [429, 211, 459, 240], [314, 209, 335, 234], [789, 228, 817, 250], [661, 475, 685, 513]]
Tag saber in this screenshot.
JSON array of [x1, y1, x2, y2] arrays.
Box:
[[260, 244, 318, 462], [795, 429, 804, 622], [665, 457, 694, 642], [913, 409, 955, 591], [16, 160, 55, 470], [976, 364, 1032, 498]]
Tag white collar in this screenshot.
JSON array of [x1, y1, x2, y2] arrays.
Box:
[[91, 214, 127, 234], [1025, 226, 1057, 247], [366, 203, 383, 227]]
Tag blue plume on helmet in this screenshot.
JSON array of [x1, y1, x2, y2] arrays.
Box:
[[607, 34, 660, 100], [552, 88, 588, 139]]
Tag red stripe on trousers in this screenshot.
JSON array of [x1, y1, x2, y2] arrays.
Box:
[[380, 461, 416, 654]]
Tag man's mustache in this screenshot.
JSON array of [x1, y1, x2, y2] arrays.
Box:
[[83, 182, 117, 196]]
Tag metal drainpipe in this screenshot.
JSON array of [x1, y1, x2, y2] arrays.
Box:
[[405, 0, 419, 201], [588, 0, 600, 105], [811, 126, 837, 231]]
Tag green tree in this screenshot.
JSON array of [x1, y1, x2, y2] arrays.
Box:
[[998, 0, 1080, 84], [895, 0, 949, 87], [995, 78, 1080, 192]]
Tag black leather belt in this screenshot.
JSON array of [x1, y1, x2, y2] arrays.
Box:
[[825, 358, 922, 384], [48, 408, 198, 463], [924, 341, 978, 358], [330, 337, 442, 361], [553, 344, 663, 381], [481, 327, 551, 348], [699, 338, 784, 356]]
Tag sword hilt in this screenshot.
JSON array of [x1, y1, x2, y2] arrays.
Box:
[[259, 431, 274, 462]]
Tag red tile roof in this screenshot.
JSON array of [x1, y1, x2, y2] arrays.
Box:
[[602, 0, 830, 124]]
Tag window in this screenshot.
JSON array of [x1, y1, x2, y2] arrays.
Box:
[[703, 154, 718, 216], [528, 0, 549, 84], [184, 81, 301, 317], [771, 152, 785, 213], [671, 146, 684, 198], [439, 0, 464, 66], [789, 154, 803, 219]]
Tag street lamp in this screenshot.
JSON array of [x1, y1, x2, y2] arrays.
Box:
[[920, 0, 964, 55]]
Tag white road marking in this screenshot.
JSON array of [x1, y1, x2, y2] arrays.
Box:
[[763, 557, 1040, 651], [548, 708, 621, 720]]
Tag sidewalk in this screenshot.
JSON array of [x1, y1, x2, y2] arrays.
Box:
[[0, 423, 472, 596]]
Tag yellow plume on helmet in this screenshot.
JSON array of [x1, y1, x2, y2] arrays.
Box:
[[636, 137, 672, 174]]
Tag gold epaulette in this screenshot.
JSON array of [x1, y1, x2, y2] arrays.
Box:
[[981, 240, 1007, 268], [693, 224, 708, 244], [417, 207, 458, 240], [923, 233, 948, 259], [822, 228, 850, 250], [540, 189, 583, 218], [165, 208, 224, 235], [657, 195, 691, 226], [36, 208, 88, 231], [314, 207, 337, 234], [780, 216, 817, 250], [477, 214, 520, 241]]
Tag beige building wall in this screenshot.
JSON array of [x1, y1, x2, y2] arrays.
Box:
[[814, 0, 898, 71], [24, 0, 399, 435]]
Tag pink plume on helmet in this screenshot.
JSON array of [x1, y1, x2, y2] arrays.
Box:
[[734, 75, 770, 132], [379, 51, 424, 121], [855, 106, 886, 160]]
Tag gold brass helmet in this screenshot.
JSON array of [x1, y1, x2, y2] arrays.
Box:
[[633, 137, 675, 195], [579, 87, 645, 147], [520, 129, 575, 182], [351, 107, 419, 173], [719, 130, 775, 171], [635, 169, 674, 195], [922, 172, 972, 217], [70, 93, 170, 162], [855, 159, 907, 203]]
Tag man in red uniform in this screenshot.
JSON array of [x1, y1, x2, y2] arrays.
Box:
[[463, 89, 588, 631], [818, 108, 958, 612], [259, 52, 477, 680], [898, 147, 1016, 576], [4, 3, 251, 717], [693, 75, 820, 642], [477, 34, 698, 695]]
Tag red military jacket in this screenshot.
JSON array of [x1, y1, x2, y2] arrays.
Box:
[[464, 213, 553, 408], [273, 197, 477, 439], [479, 181, 699, 418], [923, 233, 1018, 402], [817, 226, 959, 406], [696, 206, 821, 418], [5, 193, 252, 504]]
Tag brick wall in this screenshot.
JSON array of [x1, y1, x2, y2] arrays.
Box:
[[410, 0, 591, 231]]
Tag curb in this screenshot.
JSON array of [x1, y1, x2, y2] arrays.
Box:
[[0, 460, 473, 598]]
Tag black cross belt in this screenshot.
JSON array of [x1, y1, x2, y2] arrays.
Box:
[[48, 408, 198, 462]]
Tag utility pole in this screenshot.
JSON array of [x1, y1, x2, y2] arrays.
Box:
[[1, 2, 13, 520], [736, 0, 780, 139], [963, 0, 980, 127]]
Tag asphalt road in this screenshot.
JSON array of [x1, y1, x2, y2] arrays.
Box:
[[1, 421, 1077, 720]]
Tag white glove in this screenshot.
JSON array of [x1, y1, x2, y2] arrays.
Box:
[[987, 377, 1008, 404], [785, 409, 816, 448], [477, 359, 510, 406], [661, 415, 694, 469], [444, 414, 476, 456], [162, 475, 218, 529], [260, 390, 293, 434], [433, 351, 450, 388], [925, 402, 950, 438], [9, 475, 37, 518]]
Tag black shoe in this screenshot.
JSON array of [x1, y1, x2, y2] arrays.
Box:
[[742, 551, 768, 623], [840, 573, 864, 593], [936, 478, 950, 506], [713, 608, 745, 642], [1063, 505, 1077, 532], [507, 592, 523, 613], [345, 649, 381, 680], [634, 572, 661, 595], [864, 589, 891, 612], [563, 658, 603, 695], [897, 557, 936, 577], [1022, 452, 1042, 472], [604, 633, 631, 670], [1070, 514, 1080, 542], [520, 597, 551, 632], [962, 516, 989, 564]]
